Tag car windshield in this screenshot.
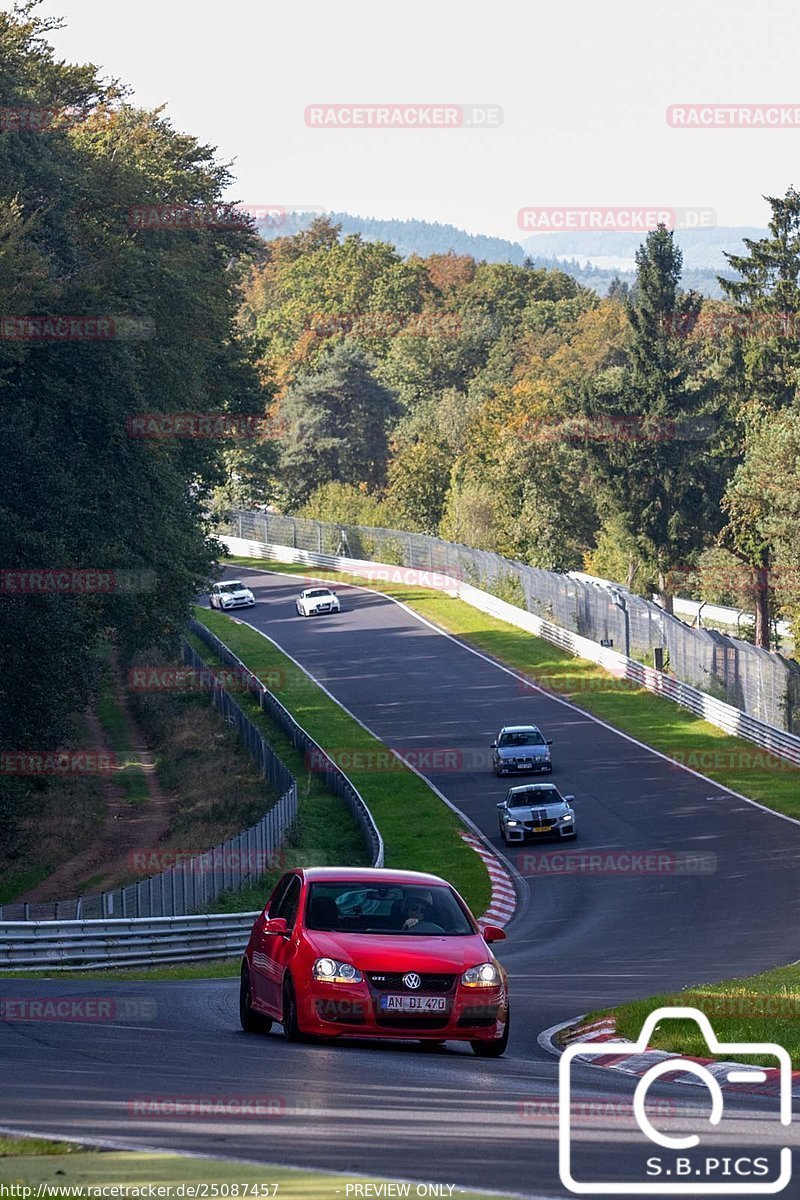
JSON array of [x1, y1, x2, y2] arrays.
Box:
[[219, 581, 244, 592], [509, 787, 562, 806], [306, 589, 332, 598], [498, 729, 544, 747], [304, 882, 474, 936]]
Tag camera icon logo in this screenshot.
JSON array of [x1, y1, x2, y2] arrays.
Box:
[[559, 1006, 792, 1194]]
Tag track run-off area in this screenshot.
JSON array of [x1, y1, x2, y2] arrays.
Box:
[[1, 566, 799, 1198]]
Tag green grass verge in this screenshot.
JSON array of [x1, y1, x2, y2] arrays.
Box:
[[586, 964, 800, 1068], [194, 606, 492, 917], [0, 1137, 95, 1157], [225, 556, 800, 820], [0, 1141, 513, 1200], [95, 649, 150, 808]]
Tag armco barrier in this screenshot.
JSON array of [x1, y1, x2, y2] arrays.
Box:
[[0, 912, 258, 971], [220, 533, 800, 769]]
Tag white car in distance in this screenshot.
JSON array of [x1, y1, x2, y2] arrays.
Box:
[[209, 580, 256, 610], [296, 587, 341, 617]]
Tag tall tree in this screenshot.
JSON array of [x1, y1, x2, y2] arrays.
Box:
[[717, 188, 800, 644], [0, 7, 262, 833], [577, 226, 728, 613], [275, 343, 398, 507]]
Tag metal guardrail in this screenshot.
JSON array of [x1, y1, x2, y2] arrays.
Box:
[[0, 912, 258, 971], [188, 618, 385, 869], [228, 509, 800, 733], [221, 531, 800, 769]]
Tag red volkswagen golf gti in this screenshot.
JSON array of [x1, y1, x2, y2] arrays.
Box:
[[239, 867, 510, 1055]]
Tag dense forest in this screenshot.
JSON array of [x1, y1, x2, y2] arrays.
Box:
[[235, 212, 800, 654]]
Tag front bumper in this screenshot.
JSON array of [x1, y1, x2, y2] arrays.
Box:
[[221, 597, 255, 609], [296, 978, 508, 1041], [502, 823, 575, 843], [308, 604, 339, 614], [495, 758, 551, 774]]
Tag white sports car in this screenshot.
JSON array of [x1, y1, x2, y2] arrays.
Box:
[[209, 580, 256, 610], [296, 586, 341, 617]]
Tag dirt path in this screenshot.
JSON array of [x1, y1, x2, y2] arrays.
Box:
[[21, 669, 173, 903]]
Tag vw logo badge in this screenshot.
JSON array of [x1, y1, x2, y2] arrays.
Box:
[[403, 972, 422, 990]]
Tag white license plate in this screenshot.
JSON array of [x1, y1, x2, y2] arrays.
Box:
[[380, 994, 447, 1013]]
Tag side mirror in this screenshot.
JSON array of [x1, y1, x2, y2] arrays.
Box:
[[490, 741, 497, 749], [546, 739, 553, 745], [564, 795, 575, 803], [263, 916, 288, 935], [496, 801, 507, 810], [482, 924, 506, 944]]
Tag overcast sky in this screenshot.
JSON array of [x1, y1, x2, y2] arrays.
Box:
[[39, 0, 800, 241]]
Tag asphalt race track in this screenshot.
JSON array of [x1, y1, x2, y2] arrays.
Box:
[[2, 567, 799, 1197]]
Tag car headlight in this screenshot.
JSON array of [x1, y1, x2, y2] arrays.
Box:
[[506, 819, 519, 827], [462, 962, 501, 988], [312, 957, 363, 984], [561, 815, 573, 823]]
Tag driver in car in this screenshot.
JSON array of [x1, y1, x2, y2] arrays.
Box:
[[401, 891, 443, 932]]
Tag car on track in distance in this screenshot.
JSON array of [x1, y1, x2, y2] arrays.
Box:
[[497, 783, 576, 845], [490, 724, 553, 775], [239, 867, 510, 1056], [208, 579, 256, 610], [296, 586, 341, 617]]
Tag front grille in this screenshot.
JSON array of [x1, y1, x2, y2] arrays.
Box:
[[368, 973, 457, 993]]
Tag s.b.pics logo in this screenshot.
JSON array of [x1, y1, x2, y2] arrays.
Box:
[[559, 1008, 792, 1194]]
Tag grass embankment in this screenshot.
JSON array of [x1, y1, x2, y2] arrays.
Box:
[[0, 1137, 512, 1200], [190, 609, 491, 917], [225, 556, 800, 821], [587, 964, 800, 1068], [1, 652, 286, 905], [94, 647, 149, 807]]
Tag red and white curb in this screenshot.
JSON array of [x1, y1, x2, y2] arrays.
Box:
[[461, 832, 517, 926], [540, 1014, 800, 1099]]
